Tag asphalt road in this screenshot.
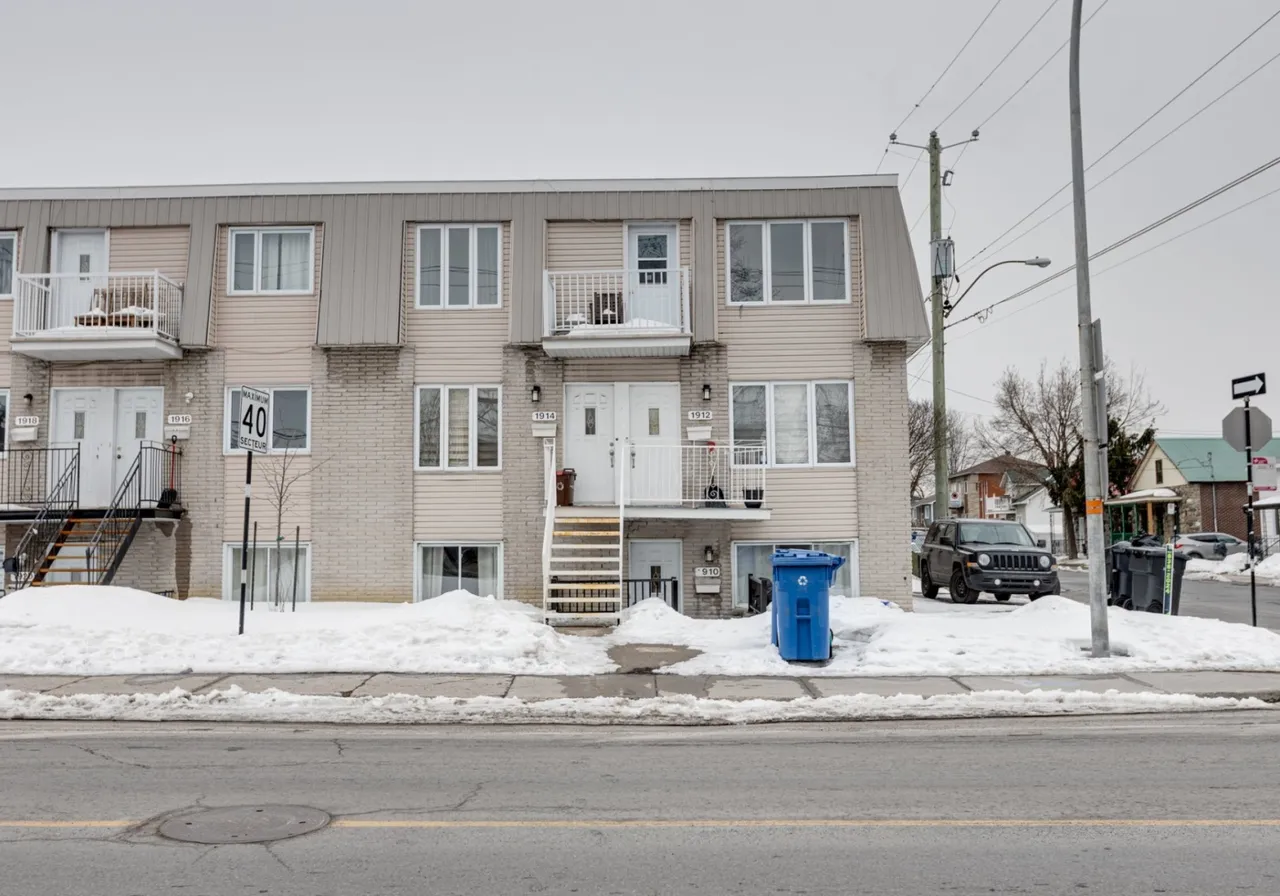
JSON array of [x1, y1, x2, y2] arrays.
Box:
[[1059, 568, 1280, 628], [4, 715, 1280, 895]]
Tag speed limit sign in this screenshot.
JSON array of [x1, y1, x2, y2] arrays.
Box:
[[237, 386, 271, 453]]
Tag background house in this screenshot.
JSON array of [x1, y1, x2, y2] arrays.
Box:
[[947, 454, 1046, 521]]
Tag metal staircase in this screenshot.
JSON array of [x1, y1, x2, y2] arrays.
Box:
[[542, 438, 625, 625], [11, 442, 182, 590]]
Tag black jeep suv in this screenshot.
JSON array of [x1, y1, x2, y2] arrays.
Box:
[[920, 519, 1059, 604]]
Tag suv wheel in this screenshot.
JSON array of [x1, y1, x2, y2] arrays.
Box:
[[920, 563, 940, 599], [1186, 552, 1203, 560], [950, 567, 979, 604]]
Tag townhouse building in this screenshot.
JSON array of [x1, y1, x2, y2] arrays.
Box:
[[0, 175, 927, 620]]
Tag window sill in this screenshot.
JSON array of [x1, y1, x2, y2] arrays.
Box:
[[226, 290, 316, 298], [413, 303, 504, 311], [414, 466, 503, 474], [224, 449, 313, 457], [726, 298, 853, 307]]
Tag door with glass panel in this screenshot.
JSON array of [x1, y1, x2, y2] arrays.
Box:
[[626, 225, 678, 328]]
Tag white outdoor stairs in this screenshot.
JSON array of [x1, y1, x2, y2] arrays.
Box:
[[544, 513, 624, 626]]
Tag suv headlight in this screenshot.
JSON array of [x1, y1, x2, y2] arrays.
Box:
[[977, 553, 991, 567], [1039, 555, 1052, 569]]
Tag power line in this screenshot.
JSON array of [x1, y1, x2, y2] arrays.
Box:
[[946, 179, 1280, 340], [958, 9, 1280, 273], [934, 0, 1062, 130], [946, 153, 1280, 327], [974, 0, 1112, 131], [875, 0, 1004, 173]]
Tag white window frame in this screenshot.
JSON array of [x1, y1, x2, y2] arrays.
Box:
[[224, 386, 313, 455], [0, 230, 16, 299], [414, 542, 504, 602], [725, 219, 851, 305], [414, 223, 503, 309], [227, 226, 316, 296], [730, 380, 855, 468], [222, 542, 312, 603], [0, 389, 8, 457], [414, 384, 503, 471], [731, 540, 859, 607]]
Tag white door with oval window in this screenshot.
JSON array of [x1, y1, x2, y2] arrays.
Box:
[[564, 384, 616, 504]]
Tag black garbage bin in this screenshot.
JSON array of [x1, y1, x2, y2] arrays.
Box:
[[1126, 545, 1186, 614], [1108, 542, 1134, 606]]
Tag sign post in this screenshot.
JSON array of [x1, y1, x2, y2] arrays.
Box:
[[236, 386, 271, 635], [1224, 373, 1268, 628]]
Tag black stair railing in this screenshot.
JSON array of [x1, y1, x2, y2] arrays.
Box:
[[0, 447, 81, 509], [11, 448, 81, 590], [86, 441, 183, 585]]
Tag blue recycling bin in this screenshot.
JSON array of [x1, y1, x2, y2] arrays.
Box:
[[771, 549, 847, 662]]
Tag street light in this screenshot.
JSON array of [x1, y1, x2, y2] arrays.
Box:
[[943, 258, 1051, 319]]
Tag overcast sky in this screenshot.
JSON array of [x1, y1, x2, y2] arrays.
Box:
[[3, 0, 1275, 437]]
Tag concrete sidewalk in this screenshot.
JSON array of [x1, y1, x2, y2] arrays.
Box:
[[6, 670, 1280, 701]]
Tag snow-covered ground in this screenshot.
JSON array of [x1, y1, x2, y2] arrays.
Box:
[[5, 585, 1280, 678], [1186, 553, 1280, 585], [0, 685, 1265, 725]]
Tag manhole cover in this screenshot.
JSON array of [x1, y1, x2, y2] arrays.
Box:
[[159, 805, 330, 844]]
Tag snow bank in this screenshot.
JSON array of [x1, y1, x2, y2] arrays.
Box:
[[1186, 553, 1280, 584], [0, 685, 1264, 725], [0, 586, 611, 676]]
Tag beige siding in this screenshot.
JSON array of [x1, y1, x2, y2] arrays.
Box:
[[107, 226, 190, 281], [413, 475, 503, 541], [214, 224, 322, 382], [1132, 445, 1186, 489], [680, 219, 692, 270], [0, 302, 11, 384], [224, 454, 312, 540], [546, 221, 624, 270], [563, 359, 681, 382], [402, 222, 509, 378], [729, 470, 856, 541], [50, 361, 166, 387]]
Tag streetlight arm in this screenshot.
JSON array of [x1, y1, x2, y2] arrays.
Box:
[[944, 257, 1051, 319]]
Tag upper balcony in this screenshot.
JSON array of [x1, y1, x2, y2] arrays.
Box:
[[541, 268, 692, 358], [12, 271, 183, 361]]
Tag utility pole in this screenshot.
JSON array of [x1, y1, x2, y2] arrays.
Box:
[[1069, 0, 1110, 657], [890, 129, 978, 519]]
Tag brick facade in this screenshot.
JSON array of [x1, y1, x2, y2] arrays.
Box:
[[855, 342, 912, 601]]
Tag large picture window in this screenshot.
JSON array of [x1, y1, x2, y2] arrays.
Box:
[[226, 387, 311, 453], [418, 543, 502, 600], [727, 220, 849, 304], [224, 544, 311, 604], [730, 381, 853, 467]]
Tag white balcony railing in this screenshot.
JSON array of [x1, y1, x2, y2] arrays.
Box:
[[13, 271, 183, 342], [986, 495, 1014, 514], [626, 442, 766, 508], [543, 268, 691, 337]]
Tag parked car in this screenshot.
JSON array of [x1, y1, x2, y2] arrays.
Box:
[[919, 518, 1060, 604], [1171, 532, 1246, 560]]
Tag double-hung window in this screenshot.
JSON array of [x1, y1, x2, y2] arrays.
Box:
[[726, 219, 849, 304], [0, 231, 16, 298], [416, 385, 501, 470], [416, 224, 502, 308], [418, 543, 502, 600], [226, 387, 311, 453], [229, 227, 315, 294], [731, 381, 853, 467]]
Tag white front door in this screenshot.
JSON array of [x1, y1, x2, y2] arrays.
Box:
[[627, 383, 681, 504], [52, 389, 115, 506], [628, 539, 681, 608], [626, 225, 679, 328], [51, 387, 163, 507], [53, 230, 108, 327], [113, 388, 164, 492], [565, 384, 616, 504]]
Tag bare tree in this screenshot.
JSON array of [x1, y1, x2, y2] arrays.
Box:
[[909, 398, 974, 497], [257, 434, 325, 608], [980, 360, 1162, 558]]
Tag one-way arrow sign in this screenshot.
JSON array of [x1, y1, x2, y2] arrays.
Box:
[[1233, 372, 1267, 400]]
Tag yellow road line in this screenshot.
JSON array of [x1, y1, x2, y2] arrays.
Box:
[[6, 818, 1280, 831]]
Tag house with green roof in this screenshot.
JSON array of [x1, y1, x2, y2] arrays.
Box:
[[1127, 437, 1280, 539]]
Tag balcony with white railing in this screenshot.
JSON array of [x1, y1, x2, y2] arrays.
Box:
[[541, 268, 692, 357], [12, 271, 184, 361], [624, 441, 769, 519]]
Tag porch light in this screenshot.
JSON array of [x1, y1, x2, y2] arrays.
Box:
[[704, 545, 716, 563], [530, 385, 541, 403], [702, 384, 711, 401]]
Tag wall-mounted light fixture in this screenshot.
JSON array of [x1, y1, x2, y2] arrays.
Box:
[[530, 385, 542, 403], [184, 391, 195, 404], [702, 384, 711, 402], [704, 545, 716, 564], [23, 393, 33, 404]]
